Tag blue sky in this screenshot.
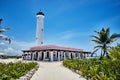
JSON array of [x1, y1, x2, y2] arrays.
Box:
[[0, 0, 120, 55]]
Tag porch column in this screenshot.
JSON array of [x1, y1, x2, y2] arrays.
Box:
[[64, 52, 66, 60], [32, 52, 35, 60], [25, 52, 27, 60], [39, 51, 42, 60], [24, 52, 27, 60], [73, 52, 76, 59], [58, 51, 60, 61], [37, 52, 41, 61], [27, 52, 30, 60], [50, 51, 53, 62], [43, 51, 46, 60], [69, 52, 71, 59], [29, 52, 32, 60]]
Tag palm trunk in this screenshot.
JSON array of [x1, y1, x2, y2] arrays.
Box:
[[100, 50, 105, 60], [101, 50, 103, 56], [102, 50, 106, 58], [106, 51, 111, 59]]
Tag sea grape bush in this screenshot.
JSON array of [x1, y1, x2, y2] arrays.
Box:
[[0, 62, 37, 80], [63, 59, 120, 80]]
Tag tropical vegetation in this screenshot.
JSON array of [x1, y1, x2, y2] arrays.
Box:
[[63, 27, 120, 80], [109, 44, 120, 60], [63, 44, 120, 80], [91, 27, 120, 59], [0, 62, 37, 80]]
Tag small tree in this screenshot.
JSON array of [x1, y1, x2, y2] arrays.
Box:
[[91, 28, 120, 59], [109, 44, 120, 60]]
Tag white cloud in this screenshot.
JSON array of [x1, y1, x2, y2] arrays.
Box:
[[45, 30, 91, 50], [12, 40, 35, 49], [4, 47, 17, 55], [0, 42, 5, 45], [58, 30, 90, 40], [1, 30, 92, 56], [0, 40, 36, 56], [4, 47, 14, 52], [59, 31, 77, 40]]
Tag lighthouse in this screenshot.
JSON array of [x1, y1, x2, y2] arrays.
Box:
[[22, 11, 91, 62], [36, 11, 44, 46]]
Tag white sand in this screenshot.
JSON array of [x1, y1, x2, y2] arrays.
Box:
[[0, 58, 22, 63], [31, 61, 86, 80]]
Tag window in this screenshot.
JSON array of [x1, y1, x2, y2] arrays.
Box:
[[41, 28, 43, 31]]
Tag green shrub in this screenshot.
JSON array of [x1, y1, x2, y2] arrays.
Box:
[[63, 44, 120, 80], [63, 58, 120, 80], [0, 62, 37, 80], [109, 44, 120, 60]]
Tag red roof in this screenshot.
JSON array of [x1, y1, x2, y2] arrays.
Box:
[[30, 45, 83, 52]]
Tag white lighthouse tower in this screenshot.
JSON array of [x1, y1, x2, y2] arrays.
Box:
[[36, 11, 44, 46]]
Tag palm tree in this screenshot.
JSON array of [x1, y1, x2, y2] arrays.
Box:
[[0, 18, 11, 44], [0, 34, 11, 44], [91, 28, 120, 59]]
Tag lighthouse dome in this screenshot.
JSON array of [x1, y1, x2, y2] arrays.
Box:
[[36, 11, 44, 16]]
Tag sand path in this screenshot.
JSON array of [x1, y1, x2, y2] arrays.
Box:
[[31, 61, 86, 80]]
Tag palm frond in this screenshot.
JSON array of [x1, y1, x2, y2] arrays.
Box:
[[8, 38, 11, 44], [91, 35, 100, 40], [101, 28, 105, 32], [91, 48, 99, 57], [106, 27, 110, 36], [94, 30, 98, 33], [91, 40, 102, 44], [110, 33, 120, 39], [107, 33, 120, 43], [94, 45, 102, 49]]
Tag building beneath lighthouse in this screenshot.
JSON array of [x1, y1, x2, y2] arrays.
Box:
[[22, 11, 91, 61]]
